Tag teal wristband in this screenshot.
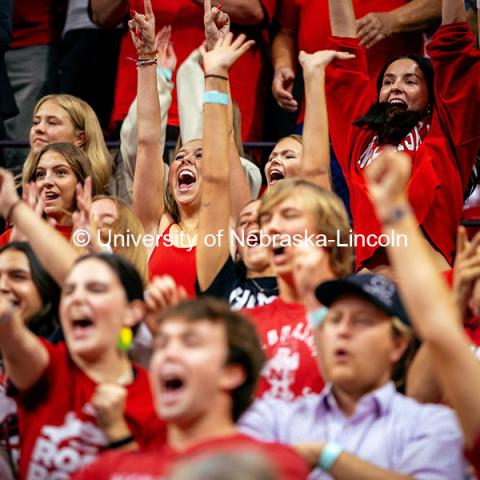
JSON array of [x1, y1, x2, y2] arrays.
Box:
[[307, 306, 328, 329], [156, 67, 172, 82], [203, 91, 228, 106], [318, 442, 343, 472]]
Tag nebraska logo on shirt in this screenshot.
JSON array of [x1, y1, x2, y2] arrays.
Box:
[[28, 408, 106, 480], [262, 322, 316, 401]]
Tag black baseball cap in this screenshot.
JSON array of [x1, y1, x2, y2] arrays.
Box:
[[315, 273, 410, 326]]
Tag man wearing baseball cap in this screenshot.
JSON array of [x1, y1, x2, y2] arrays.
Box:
[[240, 273, 465, 479]]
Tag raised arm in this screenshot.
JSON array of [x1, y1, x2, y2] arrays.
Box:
[[89, 0, 128, 27], [0, 172, 49, 390], [271, 0, 299, 112], [0, 171, 77, 286], [299, 50, 355, 190], [0, 296, 49, 391], [130, 1, 166, 234], [329, 0, 357, 37], [365, 149, 480, 446], [408, 227, 480, 402], [197, 31, 254, 291], [121, 27, 175, 203]]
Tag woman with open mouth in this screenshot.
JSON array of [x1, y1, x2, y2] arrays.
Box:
[[326, 0, 480, 276], [0, 242, 61, 479], [0, 214, 166, 479], [0, 143, 102, 247], [130, 3, 251, 298]]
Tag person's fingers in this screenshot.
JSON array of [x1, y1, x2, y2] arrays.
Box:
[[356, 20, 375, 40], [235, 39, 255, 57], [279, 100, 298, 112], [355, 15, 372, 29], [219, 11, 230, 26], [178, 286, 188, 301], [144, 0, 154, 18], [204, 0, 212, 15], [231, 33, 246, 49], [364, 33, 385, 49], [335, 52, 356, 60], [273, 78, 294, 100], [456, 226, 468, 258], [358, 28, 380, 47]]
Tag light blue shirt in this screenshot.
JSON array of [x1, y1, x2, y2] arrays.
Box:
[[239, 382, 465, 479]]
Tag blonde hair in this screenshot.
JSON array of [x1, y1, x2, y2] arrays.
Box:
[[25, 94, 112, 192], [275, 133, 303, 147], [92, 195, 148, 286], [258, 178, 353, 277]]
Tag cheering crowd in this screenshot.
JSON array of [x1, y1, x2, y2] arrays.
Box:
[[0, 0, 479, 478]]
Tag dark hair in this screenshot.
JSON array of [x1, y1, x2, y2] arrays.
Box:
[[157, 297, 265, 421], [353, 55, 434, 145], [73, 253, 144, 303], [0, 242, 60, 338], [375, 54, 435, 105]]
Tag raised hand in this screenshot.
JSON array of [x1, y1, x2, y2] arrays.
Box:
[[155, 25, 177, 72], [10, 182, 46, 242], [364, 148, 412, 223], [292, 242, 331, 311], [200, 32, 255, 76], [128, 0, 156, 53], [204, 0, 231, 51], [0, 169, 20, 220], [144, 275, 187, 334], [356, 11, 396, 49], [272, 67, 298, 112], [72, 177, 101, 252], [453, 227, 480, 318], [299, 50, 355, 77]]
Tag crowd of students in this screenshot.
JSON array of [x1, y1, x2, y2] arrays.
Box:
[[0, 0, 479, 478]]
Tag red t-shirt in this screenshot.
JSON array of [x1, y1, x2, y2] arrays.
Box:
[[10, 341, 166, 480], [11, 0, 66, 49], [244, 297, 324, 400], [326, 23, 480, 270], [148, 224, 197, 297], [73, 433, 310, 480], [112, 0, 276, 141], [0, 224, 73, 248]]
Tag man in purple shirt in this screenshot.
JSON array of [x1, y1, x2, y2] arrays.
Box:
[[239, 273, 465, 479]]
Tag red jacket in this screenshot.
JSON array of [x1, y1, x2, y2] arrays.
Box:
[[326, 23, 480, 270]]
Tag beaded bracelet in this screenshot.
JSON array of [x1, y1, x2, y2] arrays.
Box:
[[137, 58, 157, 68], [137, 48, 158, 59]]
